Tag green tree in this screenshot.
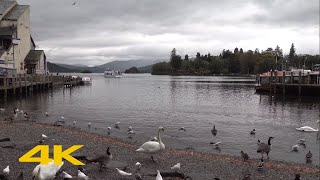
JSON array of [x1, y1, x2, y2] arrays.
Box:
[[288, 43, 296, 67], [184, 54, 189, 61], [170, 48, 182, 71]]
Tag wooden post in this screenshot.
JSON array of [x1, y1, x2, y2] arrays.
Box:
[[298, 71, 302, 96], [307, 72, 310, 84], [12, 74, 16, 96], [30, 74, 34, 92], [270, 71, 273, 93], [282, 71, 286, 95], [35, 74, 38, 91], [24, 74, 27, 94], [4, 76, 7, 99], [19, 74, 22, 94], [290, 71, 293, 84]]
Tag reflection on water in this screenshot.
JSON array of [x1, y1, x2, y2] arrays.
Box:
[[0, 74, 319, 165]]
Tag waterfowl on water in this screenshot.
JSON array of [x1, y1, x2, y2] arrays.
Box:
[[306, 150, 312, 159], [296, 120, 320, 132], [291, 144, 299, 152], [116, 168, 132, 176], [136, 127, 165, 162], [211, 125, 217, 136], [171, 163, 181, 172], [115, 122, 120, 127], [297, 137, 307, 144], [156, 170, 163, 180], [179, 127, 186, 131], [257, 137, 274, 158], [250, 129, 256, 135], [240, 151, 249, 161], [127, 126, 133, 132]]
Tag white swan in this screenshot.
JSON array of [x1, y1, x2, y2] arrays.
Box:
[[136, 127, 165, 162], [32, 160, 64, 180], [296, 120, 320, 132], [156, 170, 163, 180]]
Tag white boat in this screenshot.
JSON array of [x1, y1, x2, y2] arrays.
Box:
[[81, 77, 92, 84], [104, 69, 123, 78]]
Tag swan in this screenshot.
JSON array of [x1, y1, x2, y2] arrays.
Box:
[[3, 165, 9, 174], [32, 160, 64, 180], [296, 120, 320, 132], [136, 127, 165, 162]]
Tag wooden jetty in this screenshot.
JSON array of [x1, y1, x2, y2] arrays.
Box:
[[255, 70, 320, 96], [0, 74, 82, 98]]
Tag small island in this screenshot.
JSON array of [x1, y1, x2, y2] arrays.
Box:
[[124, 66, 141, 73]]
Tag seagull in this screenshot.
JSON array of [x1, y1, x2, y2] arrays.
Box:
[[78, 170, 88, 180], [156, 170, 163, 180], [257, 157, 264, 171], [61, 116, 65, 120], [72, 1, 76, 5], [61, 171, 72, 179], [115, 122, 120, 128], [116, 168, 132, 176], [45, 112, 49, 117], [73, 121, 76, 127], [210, 141, 221, 148], [107, 127, 112, 131], [179, 127, 186, 131], [297, 137, 307, 144], [135, 162, 141, 170], [292, 144, 299, 152], [171, 163, 180, 172], [149, 136, 158, 141], [306, 150, 312, 159], [3, 166, 9, 174], [127, 126, 133, 131], [240, 151, 249, 161], [250, 129, 256, 135], [41, 134, 48, 139], [88, 122, 91, 128], [0, 108, 5, 111]]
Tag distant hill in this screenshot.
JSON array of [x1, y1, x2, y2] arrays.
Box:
[[47, 62, 81, 73], [125, 66, 141, 73], [48, 60, 163, 73]]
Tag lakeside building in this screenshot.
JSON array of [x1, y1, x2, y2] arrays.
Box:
[[0, 0, 47, 76]]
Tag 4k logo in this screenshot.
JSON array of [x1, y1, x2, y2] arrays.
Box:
[[19, 145, 84, 165]]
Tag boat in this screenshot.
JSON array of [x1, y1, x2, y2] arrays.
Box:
[[81, 77, 92, 84], [104, 68, 123, 78]]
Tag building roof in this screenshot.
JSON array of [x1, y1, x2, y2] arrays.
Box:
[[0, 0, 16, 15], [25, 50, 44, 64], [0, 26, 16, 36], [3, 5, 28, 20]]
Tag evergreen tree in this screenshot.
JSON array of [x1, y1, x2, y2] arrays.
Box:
[[184, 54, 189, 61], [288, 43, 296, 63], [170, 48, 182, 71]]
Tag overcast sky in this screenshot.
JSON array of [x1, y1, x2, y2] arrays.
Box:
[[18, 0, 319, 66]]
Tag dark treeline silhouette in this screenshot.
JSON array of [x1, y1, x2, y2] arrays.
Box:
[[152, 43, 320, 76]]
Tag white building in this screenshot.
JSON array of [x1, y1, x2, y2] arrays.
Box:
[[0, 0, 47, 75]]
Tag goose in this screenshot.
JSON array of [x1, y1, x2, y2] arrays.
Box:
[[250, 129, 256, 135], [296, 120, 320, 132], [87, 147, 112, 171], [171, 163, 180, 172], [32, 160, 64, 180], [3, 166, 9, 174], [77, 170, 88, 180], [257, 137, 274, 158], [179, 127, 186, 131], [291, 144, 299, 152], [61, 171, 72, 179], [45, 112, 49, 117], [156, 170, 163, 180], [257, 157, 264, 171], [306, 150, 312, 159], [136, 127, 165, 162], [211, 125, 217, 136], [297, 137, 307, 144], [240, 151, 249, 161], [116, 168, 132, 176], [41, 134, 48, 139]]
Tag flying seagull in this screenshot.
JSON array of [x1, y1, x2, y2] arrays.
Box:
[[72, 1, 76, 5]]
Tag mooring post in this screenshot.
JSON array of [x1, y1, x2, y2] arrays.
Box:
[[4, 76, 7, 99], [274, 71, 278, 94], [270, 70, 273, 93], [19, 74, 22, 94], [298, 71, 302, 96], [12, 74, 16, 96], [290, 71, 293, 84], [282, 71, 286, 95], [24, 74, 27, 94], [35, 74, 38, 91], [307, 72, 310, 84]]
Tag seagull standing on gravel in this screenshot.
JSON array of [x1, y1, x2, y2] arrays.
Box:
[[116, 168, 132, 176], [135, 162, 141, 170], [156, 170, 163, 180], [3, 166, 9, 174], [41, 134, 48, 139], [61, 171, 72, 179], [171, 163, 181, 172], [77, 170, 88, 180]]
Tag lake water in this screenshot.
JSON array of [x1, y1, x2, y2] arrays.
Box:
[[0, 74, 319, 165]]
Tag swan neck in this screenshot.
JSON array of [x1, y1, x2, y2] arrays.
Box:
[[157, 129, 162, 143], [268, 138, 271, 145]]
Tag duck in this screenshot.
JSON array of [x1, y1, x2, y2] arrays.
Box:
[[250, 129, 256, 135], [306, 150, 312, 159], [211, 125, 217, 136], [171, 163, 180, 172], [296, 120, 320, 132], [32, 160, 64, 180], [136, 127, 165, 162], [240, 151, 249, 161], [291, 144, 299, 152], [297, 137, 307, 144], [77, 170, 89, 180], [3, 166, 9, 174], [257, 137, 274, 158], [257, 157, 264, 171], [156, 170, 163, 180], [116, 168, 132, 176]]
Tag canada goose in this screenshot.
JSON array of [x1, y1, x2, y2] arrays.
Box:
[[240, 151, 249, 161], [171, 163, 181, 172], [257, 137, 274, 158], [211, 125, 217, 136], [87, 147, 112, 171], [250, 129, 256, 135], [136, 127, 165, 162]]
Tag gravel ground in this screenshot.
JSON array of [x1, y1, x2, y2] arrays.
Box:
[[0, 121, 319, 180]]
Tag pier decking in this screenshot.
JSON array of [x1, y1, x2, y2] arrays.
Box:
[[0, 74, 82, 98]]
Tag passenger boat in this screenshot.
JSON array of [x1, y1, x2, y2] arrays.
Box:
[[104, 68, 123, 78], [81, 77, 92, 84]]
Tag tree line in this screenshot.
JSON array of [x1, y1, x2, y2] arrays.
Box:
[[152, 43, 320, 76]]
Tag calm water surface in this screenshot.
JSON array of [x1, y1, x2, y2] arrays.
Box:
[[1, 74, 319, 165]]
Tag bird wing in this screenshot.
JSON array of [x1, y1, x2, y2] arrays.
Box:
[[257, 143, 270, 153], [136, 141, 161, 153]]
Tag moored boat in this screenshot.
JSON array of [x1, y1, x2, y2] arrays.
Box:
[[104, 68, 123, 78]]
